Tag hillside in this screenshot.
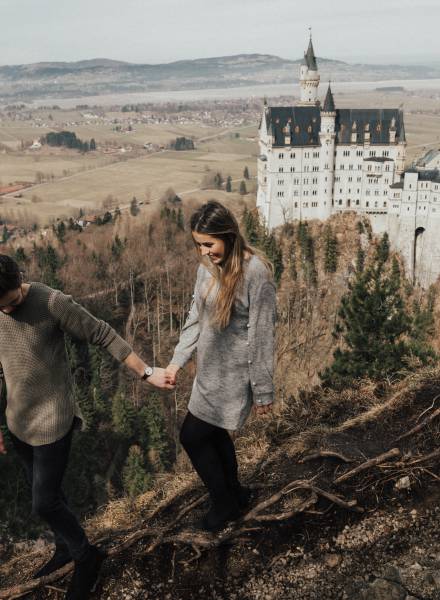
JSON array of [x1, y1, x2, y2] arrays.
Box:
[[0, 208, 438, 599], [1, 53, 440, 102]]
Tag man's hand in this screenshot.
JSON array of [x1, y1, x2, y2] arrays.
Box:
[[0, 430, 6, 455], [165, 364, 180, 386], [147, 367, 175, 390], [254, 403, 273, 416]]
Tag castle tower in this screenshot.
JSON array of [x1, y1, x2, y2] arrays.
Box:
[[318, 84, 336, 218], [299, 36, 320, 105]]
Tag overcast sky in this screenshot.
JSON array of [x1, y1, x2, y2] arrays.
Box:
[[1, 0, 439, 66]]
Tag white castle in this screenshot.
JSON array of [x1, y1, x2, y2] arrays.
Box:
[[257, 36, 440, 287]]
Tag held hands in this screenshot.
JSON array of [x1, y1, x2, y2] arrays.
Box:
[[147, 367, 175, 390], [0, 430, 6, 455], [165, 364, 180, 386]]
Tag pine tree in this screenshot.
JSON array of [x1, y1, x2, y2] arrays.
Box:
[[123, 445, 151, 498], [90, 138, 96, 151], [112, 388, 137, 439], [177, 207, 185, 230], [239, 180, 247, 195], [321, 234, 415, 389], [243, 166, 250, 180], [226, 176, 232, 192], [323, 225, 338, 273], [130, 196, 140, 216]]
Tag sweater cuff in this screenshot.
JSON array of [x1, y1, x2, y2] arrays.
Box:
[[106, 336, 133, 362], [253, 392, 273, 407], [170, 351, 189, 369]]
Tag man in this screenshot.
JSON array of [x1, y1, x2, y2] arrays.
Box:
[[0, 254, 174, 599]]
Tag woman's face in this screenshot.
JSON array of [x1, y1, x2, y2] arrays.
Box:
[[192, 231, 226, 265]]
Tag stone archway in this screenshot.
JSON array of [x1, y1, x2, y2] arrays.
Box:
[[413, 227, 426, 284]]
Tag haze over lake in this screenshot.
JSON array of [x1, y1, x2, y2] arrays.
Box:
[[31, 79, 440, 109]]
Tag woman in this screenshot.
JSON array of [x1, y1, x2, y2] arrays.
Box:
[[166, 200, 276, 532]]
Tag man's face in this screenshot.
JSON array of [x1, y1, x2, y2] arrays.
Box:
[[0, 287, 24, 314]]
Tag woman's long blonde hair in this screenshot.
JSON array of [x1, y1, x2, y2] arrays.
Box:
[[190, 201, 272, 329]]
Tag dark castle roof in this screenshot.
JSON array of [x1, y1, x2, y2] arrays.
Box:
[[303, 38, 317, 71], [265, 106, 406, 147], [416, 169, 440, 183], [323, 85, 335, 112]]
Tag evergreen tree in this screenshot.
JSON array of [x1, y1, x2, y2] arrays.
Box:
[[111, 234, 125, 260], [239, 180, 247, 195], [321, 234, 416, 389], [130, 197, 140, 217], [123, 446, 151, 498], [243, 166, 250, 180], [90, 138, 96, 151], [226, 176, 232, 193], [298, 223, 317, 285], [112, 388, 137, 439], [56, 221, 66, 243], [213, 172, 224, 190], [2, 225, 9, 244], [289, 239, 297, 280], [177, 207, 185, 231], [323, 225, 338, 273], [356, 247, 365, 273], [14, 246, 27, 264]]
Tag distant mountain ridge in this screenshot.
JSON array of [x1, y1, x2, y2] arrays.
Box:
[[0, 53, 439, 102]]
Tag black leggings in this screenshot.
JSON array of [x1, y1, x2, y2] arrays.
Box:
[[10, 424, 90, 561], [179, 411, 240, 504]]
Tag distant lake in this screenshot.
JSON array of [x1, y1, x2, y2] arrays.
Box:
[[32, 79, 440, 108]]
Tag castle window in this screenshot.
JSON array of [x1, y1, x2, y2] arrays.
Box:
[[356, 150, 363, 157], [304, 178, 309, 184], [356, 199, 360, 205], [366, 201, 369, 207], [349, 164, 353, 170], [313, 152, 319, 158], [305, 152, 310, 158], [277, 191, 284, 197], [278, 153, 284, 159], [325, 164, 329, 169], [294, 202, 298, 207], [304, 190, 309, 196], [305, 165, 309, 172], [313, 166, 319, 171], [312, 190, 317, 196], [294, 191, 299, 196], [369, 150, 376, 157], [339, 199, 343, 205], [348, 177, 353, 182], [291, 166, 295, 172], [375, 190, 379, 196], [340, 164, 345, 170], [383, 151, 389, 157], [384, 201, 387, 207], [343, 150, 350, 157], [264, 177, 267, 183], [367, 165, 372, 172], [290, 152, 295, 158], [358, 165, 362, 170], [339, 189, 343, 193], [303, 202, 308, 207], [312, 177, 318, 184], [357, 177, 362, 182], [366, 190, 371, 196], [278, 179, 284, 185], [279, 167, 284, 172]]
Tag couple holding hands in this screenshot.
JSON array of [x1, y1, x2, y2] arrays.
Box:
[[0, 200, 276, 598]]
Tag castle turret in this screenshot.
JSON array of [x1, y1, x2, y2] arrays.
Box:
[[318, 84, 336, 218], [299, 36, 320, 105]]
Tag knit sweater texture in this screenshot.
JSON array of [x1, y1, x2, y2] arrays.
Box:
[[0, 282, 132, 446], [171, 255, 276, 431]]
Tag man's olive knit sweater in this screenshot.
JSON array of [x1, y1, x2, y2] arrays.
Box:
[[0, 282, 132, 446]]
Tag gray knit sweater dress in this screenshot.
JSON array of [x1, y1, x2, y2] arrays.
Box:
[[171, 254, 276, 431]]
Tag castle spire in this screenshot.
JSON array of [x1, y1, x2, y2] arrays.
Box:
[[323, 83, 335, 113], [305, 35, 317, 71]]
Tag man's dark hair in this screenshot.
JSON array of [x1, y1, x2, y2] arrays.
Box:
[[0, 255, 21, 296]]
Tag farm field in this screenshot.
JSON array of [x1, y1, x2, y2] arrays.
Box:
[[1, 87, 439, 225]]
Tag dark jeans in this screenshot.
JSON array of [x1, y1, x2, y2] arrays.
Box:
[[10, 422, 90, 562], [179, 411, 240, 505]]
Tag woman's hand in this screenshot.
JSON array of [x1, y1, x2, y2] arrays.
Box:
[[147, 367, 175, 390], [254, 403, 272, 416], [165, 364, 181, 385], [0, 430, 6, 455]]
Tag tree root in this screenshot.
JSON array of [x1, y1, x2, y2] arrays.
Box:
[[395, 407, 440, 442], [299, 450, 354, 464], [334, 448, 401, 484]]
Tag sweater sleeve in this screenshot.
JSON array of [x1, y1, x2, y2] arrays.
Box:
[[48, 291, 132, 362], [248, 263, 277, 406], [170, 266, 203, 368]]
